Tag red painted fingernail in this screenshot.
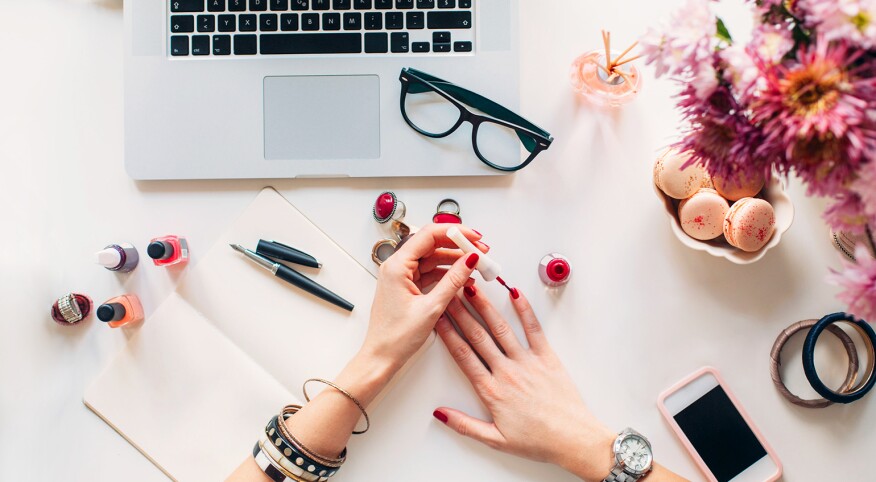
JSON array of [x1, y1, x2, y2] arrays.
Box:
[[473, 230, 482, 237], [464, 286, 477, 298], [465, 253, 480, 269], [480, 242, 491, 250], [510, 288, 520, 300], [433, 410, 448, 424]]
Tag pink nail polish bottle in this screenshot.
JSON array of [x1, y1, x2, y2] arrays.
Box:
[[147, 235, 189, 267], [96, 294, 144, 328], [538, 253, 572, 287]]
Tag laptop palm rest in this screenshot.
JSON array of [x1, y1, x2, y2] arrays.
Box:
[[263, 75, 380, 161]]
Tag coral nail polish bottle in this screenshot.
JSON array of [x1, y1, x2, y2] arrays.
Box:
[[96, 294, 144, 328], [147, 235, 189, 267]]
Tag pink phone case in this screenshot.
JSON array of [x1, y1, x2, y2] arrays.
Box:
[[656, 367, 783, 482]]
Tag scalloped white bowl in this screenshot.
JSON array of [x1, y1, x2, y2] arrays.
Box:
[[654, 177, 794, 264]]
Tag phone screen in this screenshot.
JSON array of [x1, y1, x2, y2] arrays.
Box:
[[673, 385, 767, 482]]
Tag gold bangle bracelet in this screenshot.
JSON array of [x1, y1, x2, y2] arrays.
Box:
[[277, 405, 346, 467], [303, 378, 370, 435]]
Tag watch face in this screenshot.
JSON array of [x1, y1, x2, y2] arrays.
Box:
[[618, 434, 653, 474]]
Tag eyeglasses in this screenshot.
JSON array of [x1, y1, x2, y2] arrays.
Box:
[[398, 68, 554, 172]]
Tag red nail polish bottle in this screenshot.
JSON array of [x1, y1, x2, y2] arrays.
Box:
[[147, 235, 189, 267], [538, 253, 572, 287], [97, 294, 144, 328]]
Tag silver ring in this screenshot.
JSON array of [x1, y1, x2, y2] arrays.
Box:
[[373, 191, 406, 224], [436, 198, 461, 216], [58, 293, 83, 324]]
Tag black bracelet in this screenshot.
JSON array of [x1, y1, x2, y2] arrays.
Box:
[[253, 441, 299, 482], [802, 312, 876, 404], [266, 415, 342, 479]]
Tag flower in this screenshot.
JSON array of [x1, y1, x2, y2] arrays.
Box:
[[751, 23, 796, 63], [641, 0, 717, 78], [692, 57, 721, 99], [829, 245, 876, 322], [802, 0, 876, 49], [853, 160, 876, 223], [824, 190, 871, 233], [721, 45, 762, 96]]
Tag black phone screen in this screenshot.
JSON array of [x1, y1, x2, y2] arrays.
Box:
[[673, 385, 767, 482]]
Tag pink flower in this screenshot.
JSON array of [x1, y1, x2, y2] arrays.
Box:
[[824, 190, 871, 233], [853, 160, 876, 223], [721, 45, 762, 96], [751, 23, 795, 63], [641, 0, 717, 78], [802, 0, 876, 49], [829, 245, 876, 322]]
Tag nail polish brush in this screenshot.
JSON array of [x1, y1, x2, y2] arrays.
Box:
[[446, 226, 513, 293]]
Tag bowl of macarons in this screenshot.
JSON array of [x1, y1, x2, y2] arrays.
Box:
[[653, 148, 794, 264]]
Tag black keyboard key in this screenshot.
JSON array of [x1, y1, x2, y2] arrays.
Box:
[[302, 13, 319, 30], [375, 0, 392, 9], [354, 0, 372, 9], [260, 33, 362, 53], [323, 13, 341, 30], [170, 35, 189, 55], [453, 40, 471, 52], [171, 15, 195, 33], [228, 0, 246, 11], [312, 0, 330, 9], [333, 0, 351, 9], [390, 32, 409, 52], [432, 31, 450, 43], [386, 12, 403, 29], [412, 41, 429, 52], [291, 0, 309, 9], [427, 11, 470, 28], [459, 0, 470, 7], [396, 0, 413, 8], [364, 32, 388, 52], [433, 42, 450, 52], [171, 0, 205, 12], [416, 0, 434, 7], [192, 35, 211, 54], [197, 15, 215, 32], [234, 34, 258, 54], [436, 0, 454, 7], [212, 34, 231, 54], [271, 0, 288, 10], [249, 0, 268, 11], [280, 13, 299, 30], [208, 0, 226, 12], [239, 14, 257, 31], [406, 11, 423, 28], [364, 12, 382, 29], [261, 13, 278, 30], [343, 12, 361, 30], [218, 14, 236, 31]]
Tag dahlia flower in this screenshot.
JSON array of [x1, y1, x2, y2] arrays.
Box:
[[829, 245, 876, 322]]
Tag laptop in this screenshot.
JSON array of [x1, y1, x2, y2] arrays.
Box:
[[124, 0, 520, 180]]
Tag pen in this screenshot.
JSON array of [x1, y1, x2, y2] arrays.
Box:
[[230, 244, 354, 312], [256, 239, 322, 269]]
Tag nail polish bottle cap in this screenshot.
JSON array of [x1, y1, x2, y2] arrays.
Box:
[[95, 248, 123, 269], [97, 302, 126, 322], [147, 241, 173, 260]]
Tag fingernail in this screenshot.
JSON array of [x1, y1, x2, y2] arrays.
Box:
[[510, 288, 520, 300], [480, 242, 491, 250], [433, 410, 448, 424], [464, 286, 477, 298], [466, 253, 480, 269], [473, 230, 482, 237]]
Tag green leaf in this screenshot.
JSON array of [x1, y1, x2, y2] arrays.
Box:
[[716, 17, 733, 45]]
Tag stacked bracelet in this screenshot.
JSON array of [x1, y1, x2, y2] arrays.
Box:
[[303, 378, 370, 434], [802, 313, 876, 404]]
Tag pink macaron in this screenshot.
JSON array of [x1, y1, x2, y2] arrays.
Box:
[[654, 149, 712, 200], [713, 171, 765, 202], [724, 198, 776, 252], [678, 188, 730, 241]]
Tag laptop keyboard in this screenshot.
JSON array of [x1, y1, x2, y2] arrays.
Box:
[[168, 0, 475, 57]]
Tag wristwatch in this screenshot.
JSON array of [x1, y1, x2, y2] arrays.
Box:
[[603, 428, 653, 482]]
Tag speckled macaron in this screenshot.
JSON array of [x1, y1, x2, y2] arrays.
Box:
[[724, 197, 776, 252], [678, 188, 730, 241], [713, 171, 765, 202], [654, 149, 712, 200]]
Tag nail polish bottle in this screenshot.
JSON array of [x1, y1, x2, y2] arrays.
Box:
[[570, 50, 642, 107], [538, 253, 572, 287], [96, 294, 144, 328], [95, 243, 140, 273], [147, 235, 189, 267]]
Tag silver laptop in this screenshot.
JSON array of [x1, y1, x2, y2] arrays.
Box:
[[124, 0, 520, 180]]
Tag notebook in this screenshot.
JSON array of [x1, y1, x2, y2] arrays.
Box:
[[84, 187, 425, 481]]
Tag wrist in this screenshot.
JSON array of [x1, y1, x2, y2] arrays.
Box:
[[334, 349, 399, 407], [553, 422, 617, 482]]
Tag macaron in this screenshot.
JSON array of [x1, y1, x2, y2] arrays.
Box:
[[654, 149, 711, 200], [678, 188, 730, 241], [713, 171, 765, 201], [723, 198, 776, 252]]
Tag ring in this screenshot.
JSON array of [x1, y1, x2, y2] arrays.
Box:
[[802, 312, 876, 404], [52, 293, 92, 325], [769, 318, 860, 408], [391, 220, 418, 241], [373, 191, 406, 224], [433, 198, 461, 224], [371, 239, 398, 266]]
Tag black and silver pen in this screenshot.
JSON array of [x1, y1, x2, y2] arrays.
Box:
[[230, 244, 354, 312]]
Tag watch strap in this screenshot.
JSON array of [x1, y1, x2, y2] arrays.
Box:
[[604, 465, 640, 482]]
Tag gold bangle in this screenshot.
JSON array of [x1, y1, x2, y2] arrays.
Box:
[[303, 378, 371, 435], [277, 405, 346, 467]]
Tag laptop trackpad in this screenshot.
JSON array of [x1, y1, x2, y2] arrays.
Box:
[[264, 75, 380, 161]]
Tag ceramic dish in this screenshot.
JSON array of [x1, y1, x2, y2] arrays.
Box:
[[655, 177, 794, 264]]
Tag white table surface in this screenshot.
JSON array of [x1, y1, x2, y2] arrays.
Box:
[[2, 0, 872, 480]]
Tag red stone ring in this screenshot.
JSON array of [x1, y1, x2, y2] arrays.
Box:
[[433, 198, 461, 224], [373, 191, 406, 224]]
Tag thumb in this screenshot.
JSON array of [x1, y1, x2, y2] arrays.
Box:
[[433, 407, 505, 450], [427, 252, 479, 306]]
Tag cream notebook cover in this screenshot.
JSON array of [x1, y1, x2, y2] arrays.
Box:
[[85, 188, 416, 481]]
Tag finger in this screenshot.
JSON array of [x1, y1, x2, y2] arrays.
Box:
[[445, 296, 504, 365], [464, 285, 524, 358], [419, 248, 464, 274], [427, 252, 479, 308], [509, 288, 549, 353], [432, 407, 505, 450], [436, 316, 490, 384], [417, 269, 475, 292], [395, 224, 486, 262]]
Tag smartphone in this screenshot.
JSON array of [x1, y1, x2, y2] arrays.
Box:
[[657, 367, 782, 482]]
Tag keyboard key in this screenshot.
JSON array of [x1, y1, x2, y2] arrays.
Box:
[[171, 0, 205, 12], [291, 0, 309, 9], [281, 13, 299, 30], [312, 0, 330, 9], [170, 35, 189, 55], [459, 0, 470, 7], [218, 14, 236, 31], [375, 0, 392, 9], [343, 12, 362, 30], [364, 32, 388, 52], [239, 14, 257, 31], [323, 13, 341, 30], [228, 0, 246, 11], [453, 40, 471, 52], [427, 11, 470, 28], [212, 34, 231, 54], [406, 11, 423, 28], [234, 34, 258, 54], [249, 0, 267, 11], [302, 13, 319, 30], [364, 12, 382, 29], [432, 31, 450, 43], [271, 0, 288, 10], [412, 41, 429, 52], [192, 35, 211, 55], [261, 13, 278, 30], [396, 0, 413, 8], [386, 12, 403, 29], [354, 0, 372, 9], [433, 42, 450, 52], [208, 0, 226, 12], [436, 0, 454, 7], [197, 15, 215, 32], [260, 33, 362, 53], [416, 0, 434, 7], [171, 15, 195, 33], [391, 32, 409, 52], [333, 0, 351, 9]]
